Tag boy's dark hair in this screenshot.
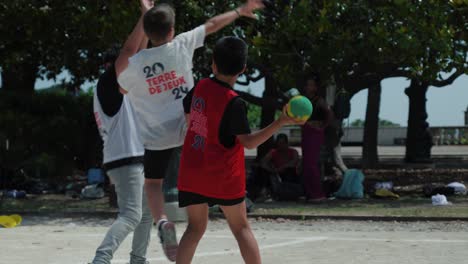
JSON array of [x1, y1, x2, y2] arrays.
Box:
[[213, 36, 248, 76], [276, 133, 289, 144], [103, 45, 120, 64], [299, 72, 326, 97], [143, 4, 175, 41], [300, 72, 321, 89]]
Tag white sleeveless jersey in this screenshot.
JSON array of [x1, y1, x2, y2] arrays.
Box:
[[93, 89, 144, 164]]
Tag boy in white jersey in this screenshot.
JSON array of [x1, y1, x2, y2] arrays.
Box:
[[116, 0, 264, 261]]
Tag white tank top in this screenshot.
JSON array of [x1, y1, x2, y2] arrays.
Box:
[[93, 89, 144, 164]]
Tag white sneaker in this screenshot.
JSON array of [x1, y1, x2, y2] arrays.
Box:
[[157, 220, 178, 262]]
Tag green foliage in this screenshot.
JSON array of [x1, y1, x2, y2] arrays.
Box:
[[0, 91, 101, 182], [247, 103, 262, 129], [1, 1, 466, 92], [0, 1, 138, 87], [349, 119, 365, 128], [379, 119, 401, 128], [349, 118, 400, 128], [0, 0, 253, 90], [248, 0, 467, 92]]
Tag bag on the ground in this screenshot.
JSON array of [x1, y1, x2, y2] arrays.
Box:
[[432, 194, 451, 206], [334, 169, 364, 199], [87, 168, 105, 184], [80, 184, 105, 199], [447, 182, 467, 195]]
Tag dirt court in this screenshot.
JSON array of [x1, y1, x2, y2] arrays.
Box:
[[1, 216, 468, 264]]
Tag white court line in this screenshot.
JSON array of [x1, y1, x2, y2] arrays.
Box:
[[3, 232, 468, 244], [329, 237, 468, 243], [111, 235, 468, 263], [112, 237, 326, 263]]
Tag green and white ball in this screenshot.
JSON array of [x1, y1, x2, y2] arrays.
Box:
[[286, 95, 313, 121]]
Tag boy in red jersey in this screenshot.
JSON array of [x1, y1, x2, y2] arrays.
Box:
[[177, 36, 304, 264]]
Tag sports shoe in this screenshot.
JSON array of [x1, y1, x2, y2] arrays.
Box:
[[157, 219, 178, 262]]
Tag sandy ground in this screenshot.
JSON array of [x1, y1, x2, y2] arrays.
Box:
[[1, 216, 468, 264]]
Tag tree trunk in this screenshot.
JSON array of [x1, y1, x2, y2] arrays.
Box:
[[362, 83, 381, 168], [323, 79, 348, 175], [256, 71, 277, 160], [333, 120, 348, 173], [405, 80, 432, 163], [1, 62, 37, 93]]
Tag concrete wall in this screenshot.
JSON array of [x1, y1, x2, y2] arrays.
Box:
[[271, 125, 468, 146], [342, 127, 407, 146]]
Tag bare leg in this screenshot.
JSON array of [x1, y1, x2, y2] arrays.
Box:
[[221, 202, 261, 264], [144, 178, 167, 222], [176, 204, 209, 264]]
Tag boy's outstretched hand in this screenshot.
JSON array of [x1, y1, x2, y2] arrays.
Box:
[[278, 105, 307, 126], [238, 0, 265, 19], [140, 0, 154, 14]]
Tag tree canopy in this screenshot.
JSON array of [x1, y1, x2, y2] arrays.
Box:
[[0, 1, 138, 92], [1, 0, 466, 96], [247, 0, 467, 94]]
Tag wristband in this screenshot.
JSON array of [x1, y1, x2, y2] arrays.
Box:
[[234, 8, 241, 17]]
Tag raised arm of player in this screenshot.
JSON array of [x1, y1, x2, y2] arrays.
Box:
[[204, 0, 264, 36], [237, 106, 306, 150], [115, 0, 154, 94]]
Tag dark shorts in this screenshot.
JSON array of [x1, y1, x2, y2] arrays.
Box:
[[178, 191, 245, 208], [144, 147, 181, 179]]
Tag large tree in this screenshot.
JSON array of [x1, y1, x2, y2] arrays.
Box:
[[401, 1, 467, 162], [242, 0, 467, 162]]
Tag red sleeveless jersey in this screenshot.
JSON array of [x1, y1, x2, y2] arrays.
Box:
[[178, 78, 246, 199]]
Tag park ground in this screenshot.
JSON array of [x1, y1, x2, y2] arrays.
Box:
[[2, 145, 468, 263], [3, 195, 468, 219], [1, 216, 468, 264]]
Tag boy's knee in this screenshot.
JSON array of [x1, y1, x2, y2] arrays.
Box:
[[120, 208, 143, 228], [186, 222, 207, 239], [230, 222, 251, 238]]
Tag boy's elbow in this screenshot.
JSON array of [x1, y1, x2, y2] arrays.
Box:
[[243, 141, 257, 150], [119, 87, 128, 94], [204, 20, 218, 35], [237, 136, 255, 149], [244, 144, 256, 150]]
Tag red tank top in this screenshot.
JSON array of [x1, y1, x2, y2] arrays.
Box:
[[271, 148, 295, 168], [178, 78, 245, 199]]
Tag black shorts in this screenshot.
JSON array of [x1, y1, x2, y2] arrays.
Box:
[[144, 147, 181, 179], [178, 191, 244, 208]]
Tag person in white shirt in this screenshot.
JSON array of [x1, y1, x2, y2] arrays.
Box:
[[91, 2, 153, 263], [115, 0, 264, 261]]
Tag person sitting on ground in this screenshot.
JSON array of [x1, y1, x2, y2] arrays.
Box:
[[260, 134, 304, 201], [261, 134, 300, 184]]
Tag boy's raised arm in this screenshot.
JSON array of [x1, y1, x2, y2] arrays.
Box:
[[237, 107, 306, 150], [115, 0, 154, 91], [204, 0, 264, 36]]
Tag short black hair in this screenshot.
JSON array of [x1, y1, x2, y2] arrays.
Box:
[[143, 4, 175, 41], [301, 72, 321, 89], [103, 45, 120, 64], [276, 133, 289, 144], [299, 72, 326, 97], [213, 36, 248, 76]]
